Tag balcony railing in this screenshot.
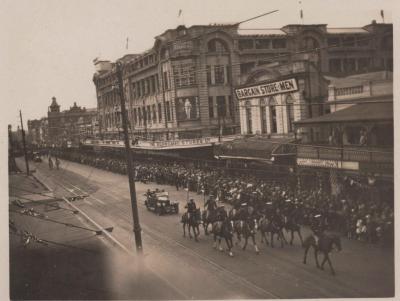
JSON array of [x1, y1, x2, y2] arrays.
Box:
[[297, 144, 393, 164]]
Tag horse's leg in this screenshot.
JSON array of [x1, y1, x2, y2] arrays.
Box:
[[262, 231, 269, 245], [252, 235, 260, 254], [242, 235, 248, 251], [290, 230, 294, 245], [204, 222, 208, 236], [188, 225, 192, 239], [218, 237, 223, 252], [194, 226, 199, 242], [303, 245, 309, 264], [314, 248, 320, 268], [282, 231, 289, 245], [225, 237, 233, 257], [298, 230, 304, 247], [183, 223, 186, 237], [326, 253, 336, 275], [280, 231, 284, 248], [270, 232, 274, 248], [213, 234, 217, 249], [320, 254, 327, 270]]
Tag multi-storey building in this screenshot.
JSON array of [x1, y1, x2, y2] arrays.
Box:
[[27, 117, 49, 147], [92, 21, 392, 142], [47, 97, 97, 147]]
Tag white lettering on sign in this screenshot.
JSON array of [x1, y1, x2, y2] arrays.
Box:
[[297, 158, 340, 168], [297, 158, 359, 170], [235, 78, 298, 100]]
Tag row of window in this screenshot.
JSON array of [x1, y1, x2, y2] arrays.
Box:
[[130, 74, 161, 99], [132, 101, 172, 127], [238, 38, 287, 50], [328, 57, 392, 73], [173, 63, 196, 88]]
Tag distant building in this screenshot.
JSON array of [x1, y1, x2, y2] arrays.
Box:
[[46, 97, 97, 147], [93, 21, 392, 142]]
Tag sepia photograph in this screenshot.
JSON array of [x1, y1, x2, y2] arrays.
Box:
[[2, 0, 397, 299]]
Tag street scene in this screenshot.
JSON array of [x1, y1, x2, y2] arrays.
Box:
[[4, 0, 396, 300]]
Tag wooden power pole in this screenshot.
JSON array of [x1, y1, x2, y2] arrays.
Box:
[[116, 61, 143, 254], [19, 110, 30, 175]]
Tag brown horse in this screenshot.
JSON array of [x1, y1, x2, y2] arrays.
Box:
[[181, 208, 201, 242], [303, 234, 342, 275]]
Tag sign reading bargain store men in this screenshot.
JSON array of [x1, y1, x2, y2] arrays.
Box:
[[235, 78, 298, 100]]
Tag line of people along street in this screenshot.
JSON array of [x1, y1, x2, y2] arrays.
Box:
[[52, 150, 394, 247]]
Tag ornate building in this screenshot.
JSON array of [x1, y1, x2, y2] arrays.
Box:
[[93, 21, 392, 141], [46, 97, 97, 147]]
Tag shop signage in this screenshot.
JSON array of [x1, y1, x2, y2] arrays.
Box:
[[297, 158, 359, 170], [235, 78, 298, 100]]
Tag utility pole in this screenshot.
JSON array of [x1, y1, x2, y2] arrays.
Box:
[[116, 61, 143, 254], [19, 110, 30, 175]]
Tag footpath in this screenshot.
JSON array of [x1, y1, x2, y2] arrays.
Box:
[[9, 159, 181, 300]]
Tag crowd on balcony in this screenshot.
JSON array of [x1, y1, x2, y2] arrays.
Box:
[[52, 150, 394, 246]]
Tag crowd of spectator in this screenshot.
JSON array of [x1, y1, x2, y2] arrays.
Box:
[[54, 150, 394, 246]]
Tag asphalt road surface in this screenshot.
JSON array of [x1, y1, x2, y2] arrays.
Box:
[[25, 158, 394, 299]]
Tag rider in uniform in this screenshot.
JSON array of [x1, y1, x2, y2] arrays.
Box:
[[216, 204, 228, 221], [185, 199, 197, 220], [311, 214, 325, 245], [204, 195, 218, 212]]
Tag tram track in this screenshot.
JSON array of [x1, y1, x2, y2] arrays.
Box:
[[34, 160, 386, 298], [42, 169, 280, 299]]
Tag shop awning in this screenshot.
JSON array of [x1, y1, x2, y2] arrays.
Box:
[[294, 102, 393, 127], [214, 136, 296, 161]]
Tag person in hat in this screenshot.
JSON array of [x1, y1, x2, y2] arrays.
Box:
[[204, 194, 218, 212], [216, 204, 228, 221], [310, 213, 325, 244], [185, 199, 197, 220]]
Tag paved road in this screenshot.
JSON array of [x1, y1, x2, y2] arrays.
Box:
[[27, 158, 394, 299]]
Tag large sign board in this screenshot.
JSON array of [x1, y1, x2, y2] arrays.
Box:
[[235, 78, 298, 100], [297, 158, 359, 171]]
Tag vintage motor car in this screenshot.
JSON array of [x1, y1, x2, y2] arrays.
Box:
[[32, 152, 42, 163], [144, 190, 179, 215]]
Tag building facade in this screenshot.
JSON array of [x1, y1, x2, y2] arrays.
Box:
[[92, 21, 392, 141], [47, 97, 97, 147]]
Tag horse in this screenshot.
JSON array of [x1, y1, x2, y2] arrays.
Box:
[[202, 208, 216, 235], [303, 234, 342, 275], [258, 215, 287, 248], [232, 218, 260, 254], [283, 214, 303, 246], [211, 219, 234, 257], [181, 208, 202, 242]]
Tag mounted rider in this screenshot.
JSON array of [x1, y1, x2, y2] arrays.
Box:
[[216, 204, 228, 221], [204, 194, 218, 212], [185, 198, 197, 220], [310, 214, 325, 244]]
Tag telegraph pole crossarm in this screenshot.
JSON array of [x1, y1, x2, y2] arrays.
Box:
[[116, 61, 143, 254]]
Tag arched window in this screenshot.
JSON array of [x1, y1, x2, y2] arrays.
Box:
[[268, 96, 277, 133], [207, 38, 229, 53], [245, 101, 252, 134], [301, 36, 319, 51], [285, 94, 295, 132], [260, 98, 267, 134]]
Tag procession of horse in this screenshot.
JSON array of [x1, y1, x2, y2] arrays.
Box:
[[180, 196, 342, 276]]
